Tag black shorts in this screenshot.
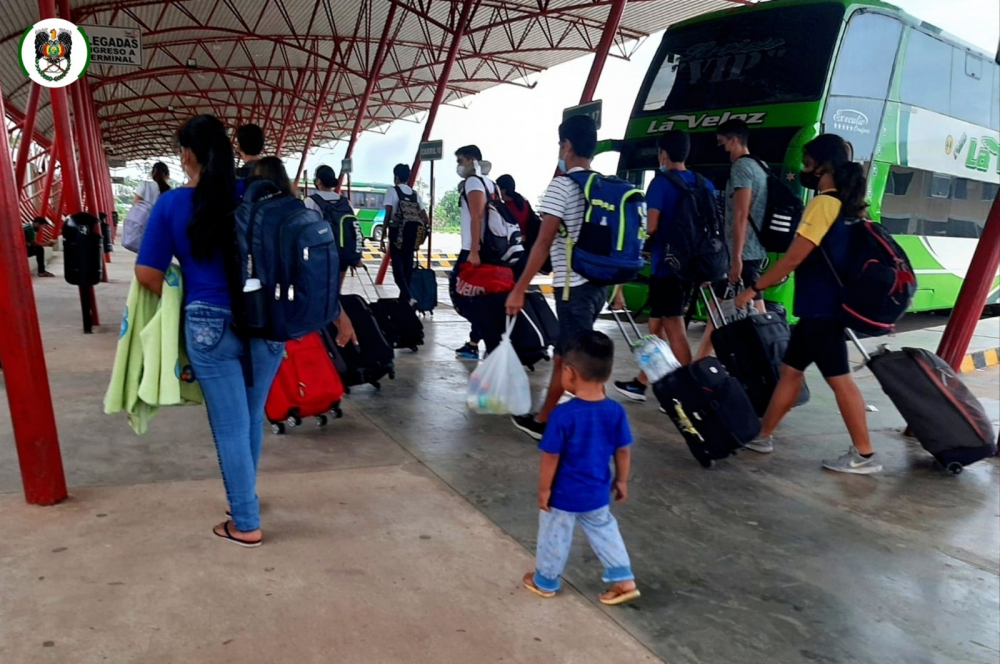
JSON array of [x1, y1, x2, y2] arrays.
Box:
[[554, 282, 609, 356], [783, 317, 850, 378], [712, 259, 764, 301], [649, 275, 694, 319]]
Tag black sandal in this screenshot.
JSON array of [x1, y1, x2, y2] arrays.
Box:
[[213, 521, 262, 548]]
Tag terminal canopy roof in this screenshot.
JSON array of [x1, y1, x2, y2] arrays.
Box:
[[2, 0, 734, 161]]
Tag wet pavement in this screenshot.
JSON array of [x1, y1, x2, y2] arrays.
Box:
[[0, 250, 998, 664]]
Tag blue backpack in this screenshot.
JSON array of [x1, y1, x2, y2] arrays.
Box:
[[562, 171, 646, 297], [233, 180, 340, 341]]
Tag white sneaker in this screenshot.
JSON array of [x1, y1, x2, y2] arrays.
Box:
[[744, 435, 774, 454], [822, 447, 883, 474]]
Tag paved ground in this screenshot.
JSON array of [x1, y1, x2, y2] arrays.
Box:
[[1, 250, 998, 664]]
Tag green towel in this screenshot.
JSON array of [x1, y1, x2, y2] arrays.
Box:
[[104, 265, 203, 434]]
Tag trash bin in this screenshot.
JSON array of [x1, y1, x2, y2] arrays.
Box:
[[62, 213, 104, 287]]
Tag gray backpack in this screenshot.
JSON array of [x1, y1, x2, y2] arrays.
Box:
[[122, 199, 152, 253]]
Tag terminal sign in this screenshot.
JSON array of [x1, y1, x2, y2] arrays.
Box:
[[562, 100, 602, 130], [419, 140, 444, 161], [341, 158, 353, 175], [81, 25, 142, 67]]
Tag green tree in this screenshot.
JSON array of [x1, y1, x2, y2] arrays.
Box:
[[433, 187, 461, 234]]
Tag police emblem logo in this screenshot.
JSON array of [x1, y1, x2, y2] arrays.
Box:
[[18, 18, 90, 88]]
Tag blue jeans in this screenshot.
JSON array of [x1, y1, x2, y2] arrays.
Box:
[[185, 302, 284, 531], [533, 505, 633, 592]]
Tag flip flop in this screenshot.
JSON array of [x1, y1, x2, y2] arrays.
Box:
[[599, 584, 640, 606], [522, 572, 556, 599], [213, 521, 261, 548]]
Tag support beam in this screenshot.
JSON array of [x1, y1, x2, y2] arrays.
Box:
[[275, 67, 307, 157], [0, 33, 67, 507], [14, 83, 41, 196], [344, 2, 398, 164], [294, 54, 341, 189], [378, 0, 474, 285], [578, 0, 628, 104], [936, 192, 1000, 371], [39, 144, 58, 222]]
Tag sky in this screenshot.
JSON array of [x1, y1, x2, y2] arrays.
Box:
[[122, 0, 1000, 206]]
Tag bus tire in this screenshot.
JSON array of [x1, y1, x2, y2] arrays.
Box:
[[372, 224, 384, 244]]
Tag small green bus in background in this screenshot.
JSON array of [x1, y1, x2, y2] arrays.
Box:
[[602, 0, 1000, 316], [344, 182, 393, 243]]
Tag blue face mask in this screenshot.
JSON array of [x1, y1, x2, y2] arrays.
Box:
[[557, 158, 567, 173], [659, 165, 669, 173]]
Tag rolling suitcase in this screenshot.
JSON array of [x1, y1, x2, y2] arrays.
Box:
[[466, 291, 558, 370], [653, 358, 761, 468], [331, 294, 396, 390], [853, 334, 997, 473], [704, 287, 809, 416], [409, 263, 438, 315], [265, 333, 344, 435], [358, 266, 424, 352]]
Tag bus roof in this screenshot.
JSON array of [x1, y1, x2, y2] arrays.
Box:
[[670, 0, 995, 60], [346, 182, 394, 191]]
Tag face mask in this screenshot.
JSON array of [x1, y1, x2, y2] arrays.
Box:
[[659, 165, 669, 173], [456, 163, 471, 178], [557, 158, 567, 173], [798, 170, 821, 190]]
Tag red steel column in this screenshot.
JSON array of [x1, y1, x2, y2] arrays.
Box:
[[345, 2, 397, 163], [376, 0, 473, 284], [14, 83, 41, 195], [50, 87, 82, 217], [578, 0, 627, 104], [70, 82, 99, 214], [294, 57, 340, 189], [275, 67, 307, 157], [936, 192, 1000, 371], [40, 144, 58, 223], [0, 84, 67, 506]]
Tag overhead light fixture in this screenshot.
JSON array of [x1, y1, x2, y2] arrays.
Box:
[[167, 105, 175, 113], [186, 58, 197, 68]]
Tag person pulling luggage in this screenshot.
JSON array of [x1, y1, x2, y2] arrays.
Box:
[[733, 134, 881, 474]]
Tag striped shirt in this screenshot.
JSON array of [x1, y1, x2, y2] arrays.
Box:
[[538, 168, 588, 288]]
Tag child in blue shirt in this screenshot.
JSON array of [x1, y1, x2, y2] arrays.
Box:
[[522, 330, 640, 606]]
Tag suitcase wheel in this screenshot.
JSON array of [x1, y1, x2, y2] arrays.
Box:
[[371, 381, 381, 390], [410, 346, 419, 353], [699, 458, 715, 469], [331, 405, 344, 419], [316, 415, 329, 427], [388, 370, 396, 380], [945, 462, 964, 476], [286, 415, 302, 428], [271, 422, 286, 435]]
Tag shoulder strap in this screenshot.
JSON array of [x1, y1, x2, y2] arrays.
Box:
[[310, 193, 328, 208], [738, 154, 771, 174], [663, 170, 692, 192]]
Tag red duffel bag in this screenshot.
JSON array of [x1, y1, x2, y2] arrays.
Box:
[[455, 263, 515, 297]]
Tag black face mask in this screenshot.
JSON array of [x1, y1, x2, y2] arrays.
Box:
[[798, 170, 821, 190]]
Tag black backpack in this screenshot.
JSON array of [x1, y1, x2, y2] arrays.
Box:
[[460, 176, 524, 267], [522, 204, 552, 275], [659, 171, 729, 284], [311, 193, 363, 268], [820, 212, 917, 336], [738, 155, 805, 253], [390, 187, 428, 250]]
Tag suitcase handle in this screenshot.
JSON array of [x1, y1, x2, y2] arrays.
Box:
[[699, 285, 727, 329], [609, 286, 643, 346], [356, 264, 382, 302]]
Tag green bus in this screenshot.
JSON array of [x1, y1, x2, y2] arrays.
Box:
[[343, 182, 393, 242], [605, 0, 1000, 315]]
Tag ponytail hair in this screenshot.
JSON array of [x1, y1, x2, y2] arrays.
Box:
[[151, 161, 171, 194], [803, 133, 868, 219], [833, 161, 868, 219], [177, 115, 237, 262]]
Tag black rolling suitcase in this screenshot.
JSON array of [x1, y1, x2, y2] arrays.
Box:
[[329, 294, 396, 390], [854, 335, 997, 474], [358, 266, 424, 352], [653, 358, 761, 468], [704, 288, 809, 416], [466, 291, 558, 370], [409, 264, 438, 315]]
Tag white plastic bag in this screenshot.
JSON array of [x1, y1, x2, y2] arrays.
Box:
[[466, 318, 532, 415], [632, 334, 681, 384]]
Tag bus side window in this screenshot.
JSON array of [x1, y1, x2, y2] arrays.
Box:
[[900, 30, 952, 117], [830, 12, 902, 99], [882, 166, 991, 238], [951, 51, 992, 128]]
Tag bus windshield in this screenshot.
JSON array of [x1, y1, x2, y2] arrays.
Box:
[[640, 3, 845, 114]]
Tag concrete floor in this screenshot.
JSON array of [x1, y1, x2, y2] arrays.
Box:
[[1, 251, 998, 664]]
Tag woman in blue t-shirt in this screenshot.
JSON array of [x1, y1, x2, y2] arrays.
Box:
[[135, 115, 284, 547], [734, 134, 881, 475]]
